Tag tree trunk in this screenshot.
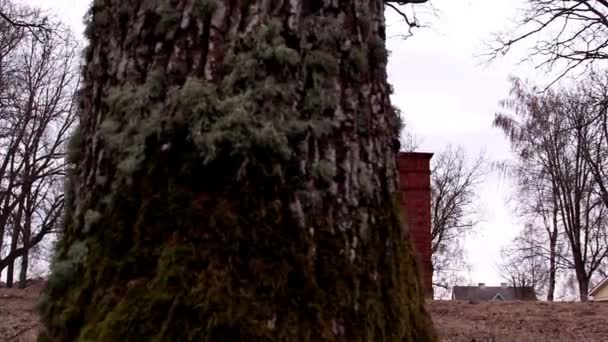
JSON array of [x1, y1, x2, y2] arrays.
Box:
[[546, 199, 559, 302], [38, 1, 436, 341], [18, 212, 31, 289], [578, 276, 589, 302], [546, 242, 556, 301], [18, 246, 28, 288], [5, 228, 17, 287], [574, 256, 589, 301], [6, 197, 23, 288]]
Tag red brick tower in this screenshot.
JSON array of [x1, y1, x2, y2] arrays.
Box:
[[396, 152, 433, 298]]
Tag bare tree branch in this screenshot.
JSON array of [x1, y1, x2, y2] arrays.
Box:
[[495, 76, 608, 301], [486, 0, 608, 82], [430, 145, 486, 295]]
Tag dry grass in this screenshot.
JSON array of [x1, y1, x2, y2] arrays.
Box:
[[429, 300, 608, 342], [1, 285, 607, 341], [0, 284, 41, 342]]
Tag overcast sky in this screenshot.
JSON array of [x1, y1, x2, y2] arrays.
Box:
[[385, 0, 541, 286], [24, 0, 548, 287]]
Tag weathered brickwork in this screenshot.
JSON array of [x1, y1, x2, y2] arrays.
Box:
[[397, 152, 433, 297]]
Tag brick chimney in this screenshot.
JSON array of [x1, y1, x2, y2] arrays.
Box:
[[396, 152, 433, 298]]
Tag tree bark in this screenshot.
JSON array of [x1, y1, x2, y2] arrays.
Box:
[[18, 209, 32, 289], [6, 192, 25, 288], [5, 227, 17, 287], [546, 192, 559, 302], [546, 234, 556, 301], [38, 1, 436, 341], [577, 273, 590, 302], [18, 243, 28, 288]]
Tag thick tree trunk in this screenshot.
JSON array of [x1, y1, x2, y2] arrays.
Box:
[[18, 213, 31, 289], [574, 255, 589, 301], [38, 1, 436, 341], [546, 241, 556, 301], [6, 199, 23, 288], [6, 230, 17, 287], [18, 246, 28, 288], [578, 276, 589, 302]]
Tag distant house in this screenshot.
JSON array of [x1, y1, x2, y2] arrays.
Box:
[[452, 283, 537, 301], [589, 277, 608, 302]]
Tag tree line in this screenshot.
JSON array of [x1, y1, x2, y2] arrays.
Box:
[[496, 74, 608, 302], [0, 0, 78, 288], [490, 0, 608, 303]]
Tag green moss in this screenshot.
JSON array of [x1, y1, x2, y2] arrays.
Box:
[[43, 188, 436, 340], [154, 1, 181, 39], [348, 47, 370, 77], [369, 36, 388, 69], [316, 17, 346, 49], [67, 241, 89, 263], [304, 51, 339, 75], [46, 241, 88, 301], [47, 260, 77, 294], [316, 160, 336, 183], [192, 0, 218, 20]]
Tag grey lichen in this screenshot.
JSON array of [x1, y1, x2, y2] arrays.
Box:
[[66, 125, 82, 164], [304, 51, 339, 75], [192, 0, 218, 20], [358, 164, 374, 198], [153, 1, 181, 39], [83, 210, 102, 234], [47, 260, 78, 294], [47, 241, 88, 294], [67, 241, 89, 263]]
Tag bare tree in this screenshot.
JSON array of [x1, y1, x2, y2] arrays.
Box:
[[0, 0, 50, 41], [430, 145, 485, 294], [576, 70, 608, 210], [495, 77, 608, 301], [488, 0, 608, 83], [501, 141, 565, 301], [499, 224, 550, 298], [0, 5, 78, 286]]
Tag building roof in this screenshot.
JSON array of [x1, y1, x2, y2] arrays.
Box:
[[397, 152, 434, 159], [452, 285, 537, 301], [589, 276, 608, 297]]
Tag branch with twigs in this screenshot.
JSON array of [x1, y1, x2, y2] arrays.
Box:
[[485, 0, 608, 84], [0, 4, 51, 43], [384, 0, 432, 38]]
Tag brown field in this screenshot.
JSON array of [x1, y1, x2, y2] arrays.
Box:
[[428, 300, 608, 342], [1, 284, 607, 341], [0, 285, 40, 342]]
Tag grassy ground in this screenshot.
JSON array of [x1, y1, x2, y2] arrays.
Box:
[[1, 284, 607, 341], [0, 284, 40, 342], [429, 299, 608, 342]]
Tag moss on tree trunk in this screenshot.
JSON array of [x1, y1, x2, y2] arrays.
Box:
[[38, 0, 437, 341]]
